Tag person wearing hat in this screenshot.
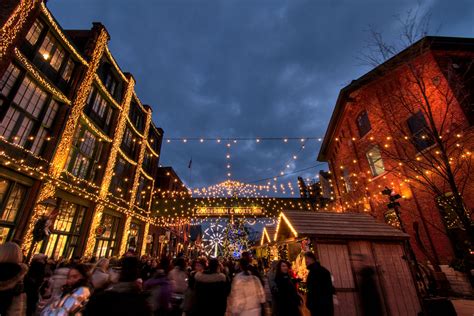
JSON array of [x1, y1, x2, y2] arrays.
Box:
[[0, 242, 28, 316]]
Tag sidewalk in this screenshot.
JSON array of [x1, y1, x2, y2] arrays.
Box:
[[451, 299, 474, 316]]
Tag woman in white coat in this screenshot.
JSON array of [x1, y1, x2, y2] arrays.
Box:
[[229, 259, 266, 316]]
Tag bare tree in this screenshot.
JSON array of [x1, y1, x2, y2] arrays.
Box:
[[359, 7, 473, 259]]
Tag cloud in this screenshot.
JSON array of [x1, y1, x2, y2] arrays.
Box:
[[48, 0, 474, 194]]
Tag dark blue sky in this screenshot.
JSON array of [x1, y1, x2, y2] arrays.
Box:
[[48, 0, 474, 194]]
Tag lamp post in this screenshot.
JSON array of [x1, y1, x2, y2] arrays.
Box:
[[27, 197, 59, 261]]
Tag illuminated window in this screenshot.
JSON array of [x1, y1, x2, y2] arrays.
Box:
[[66, 125, 103, 180], [0, 177, 28, 243], [407, 111, 434, 151], [43, 200, 86, 259], [366, 145, 385, 176], [127, 221, 142, 250], [38, 33, 65, 71], [342, 169, 353, 192], [0, 68, 59, 155], [94, 212, 121, 258], [356, 110, 371, 137], [25, 20, 44, 46]]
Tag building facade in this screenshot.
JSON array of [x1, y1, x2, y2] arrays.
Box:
[[0, 0, 168, 259], [318, 36, 474, 274]]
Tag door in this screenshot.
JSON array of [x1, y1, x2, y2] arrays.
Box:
[[317, 243, 359, 316], [373, 243, 421, 315]]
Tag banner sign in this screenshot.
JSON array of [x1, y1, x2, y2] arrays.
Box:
[[194, 207, 263, 216]]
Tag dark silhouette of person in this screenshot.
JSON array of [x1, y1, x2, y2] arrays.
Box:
[[304, 252, 334, 316]]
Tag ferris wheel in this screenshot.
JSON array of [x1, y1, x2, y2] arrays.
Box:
[[202, 223, 225, 258]]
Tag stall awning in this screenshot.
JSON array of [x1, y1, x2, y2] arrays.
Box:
[[275, 210, 409, 241]]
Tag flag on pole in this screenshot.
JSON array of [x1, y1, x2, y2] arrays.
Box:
[[188, 158, 192, 169]]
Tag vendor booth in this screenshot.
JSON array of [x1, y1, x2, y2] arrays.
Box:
[[272, 210, 422, 316]]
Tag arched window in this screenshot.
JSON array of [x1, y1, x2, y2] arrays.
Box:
[[356, 110, 371, 137]]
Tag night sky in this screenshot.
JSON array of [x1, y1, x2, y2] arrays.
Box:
[[48, 0, 474, 194]]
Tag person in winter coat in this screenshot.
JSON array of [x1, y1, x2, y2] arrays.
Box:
[[85, 256, 151, 316], [144, 267, 173, 316], [229, 259, 265, 316], [266, 260, 278, 313], [304, 252, 334, 316], [41, 264, 91, 316], [36, 262, 70, 313], [168, 257, 188, 315], [91, 258, 111, 291], [23, 254, 46, 316], [194, 258, 229, 316], [0, 242, 27, 316], [273, 260, 302, 316], [182, 258, 206, 316]]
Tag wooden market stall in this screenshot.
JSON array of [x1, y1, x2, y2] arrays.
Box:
[[254, 225, 276, 260], [273, 210, 422, 316]]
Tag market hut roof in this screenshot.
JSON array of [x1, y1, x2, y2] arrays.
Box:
[[260, 225, 276, 245], [275, 210, 409, 241]]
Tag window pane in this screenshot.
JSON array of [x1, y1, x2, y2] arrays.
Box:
[[44, 233, 58, 258], [366, 146, 385, 176], [38, 33, 54, 61], [30, 127, 47, 155], [0, 178, 10, 206], [62, 58, 74, 82], [1, 183, 26, 222], [50, 46, 65, 71], [12, 116, 33, 146], [54, 201, 77, 232], [407, 112, 435, 151], [0, 64, 20, 96], [0, 227, 10, 244], [38, 33, 65, 71], [357, 111, 371, 137], [13, 77, 47, 118], [0, 108, 21, 140], [43, 100, 59, 128], [25, 20, 44, 46]]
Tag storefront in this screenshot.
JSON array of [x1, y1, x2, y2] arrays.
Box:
[[127, 219, 143, 253], [41, 198, 88, 259], [94, 209, 123, 258]]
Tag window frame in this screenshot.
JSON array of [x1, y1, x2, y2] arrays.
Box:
[[0, 63, 60, 155], [0, 178, 28, 243], [42, 200, 86, 259], [66, 124, 104, 181], [366, 145, 385, 177], [406, 111, 435, 152], [356, 110, 371, 138]]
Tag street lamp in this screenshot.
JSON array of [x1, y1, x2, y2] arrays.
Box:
[[28, 197, 59, 261], [381, 187, 404, 231]]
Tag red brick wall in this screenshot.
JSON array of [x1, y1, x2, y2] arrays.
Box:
[[325, 49, 474, 265]]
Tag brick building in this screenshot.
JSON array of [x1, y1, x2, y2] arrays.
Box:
[[318, 36, 474, 278], [0, 0, 174, 258]]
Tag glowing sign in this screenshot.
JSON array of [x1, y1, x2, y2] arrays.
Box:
[[194, 207, 263, 216]]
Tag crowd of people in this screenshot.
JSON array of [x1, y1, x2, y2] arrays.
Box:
[[0, 241, 338, 316]]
